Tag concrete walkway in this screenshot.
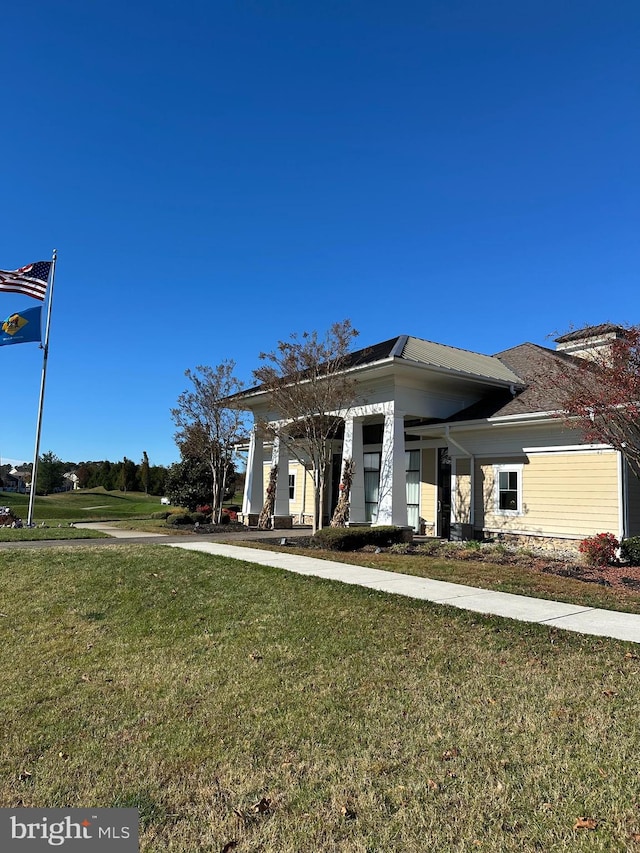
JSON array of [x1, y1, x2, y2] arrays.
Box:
[[168, 540, 640, 645], [73, 521, 164, 539]]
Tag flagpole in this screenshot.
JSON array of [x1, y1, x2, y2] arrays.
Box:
[[27, 249, 57, 527]]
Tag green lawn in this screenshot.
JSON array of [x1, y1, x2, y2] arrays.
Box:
[[232, 540, 640, 616], [0, 488, 167, 530], [0, 526, 107, 542], [2, 544, 640, 851]]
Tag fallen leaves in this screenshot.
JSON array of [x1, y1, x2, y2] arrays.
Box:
[[253, 797, 271, 814], [440, 748, 460, 761], [574, 817, 598, 830]]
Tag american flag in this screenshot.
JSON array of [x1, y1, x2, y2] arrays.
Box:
[[0, 261, 52, 301]]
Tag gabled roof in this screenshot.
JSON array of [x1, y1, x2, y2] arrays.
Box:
[[400, 336, 523, 384], [234, 334, 524, 402], [439, 343, 585, 422]]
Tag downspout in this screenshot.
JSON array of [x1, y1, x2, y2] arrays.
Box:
[[445, 426, 475, 528], [619, 451, 627, 542]]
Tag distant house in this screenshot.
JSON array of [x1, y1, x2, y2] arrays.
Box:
[[234, 324, 638, 551], [62, 471, 79, 491], [1, 467, 30, 494]]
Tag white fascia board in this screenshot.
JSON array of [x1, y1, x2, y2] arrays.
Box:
[[233, 355, 523, 410], [407, 410, 567, 437], [522, 444, 613, 454]]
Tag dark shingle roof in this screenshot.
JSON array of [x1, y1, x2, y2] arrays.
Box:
[[554, 323, 624, 343], [433, 343, 587, 423]]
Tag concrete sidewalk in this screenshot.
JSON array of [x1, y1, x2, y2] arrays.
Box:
[[168, 540, 640, 645], [73, 521, 164, 539]]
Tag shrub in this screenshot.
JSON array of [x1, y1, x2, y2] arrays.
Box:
[[621, 536, 640, 566], [192, 512, 208, 524], [166, 512, 193, 526], [151, 511, 171, 520], [312, 526, 410, 552], [578, 532, 619, 567], [389, 542, 412, 555], [196, 505, 212, 516], [415, 540, 444, 556]]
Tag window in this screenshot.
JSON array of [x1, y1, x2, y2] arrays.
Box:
[[364, 452, 380, 523], [405, 449, 420, 531], [494, 464, 523, 515], [288, 474, 296, 501]]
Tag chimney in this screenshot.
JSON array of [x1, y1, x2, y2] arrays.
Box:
[[555, 324, 626, 361]]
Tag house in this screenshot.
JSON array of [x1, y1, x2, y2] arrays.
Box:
[[0, 467, 30, 494], [236, 325, 639, 551]]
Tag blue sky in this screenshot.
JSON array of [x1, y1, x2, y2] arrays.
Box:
[[1, 0, 638, 468]]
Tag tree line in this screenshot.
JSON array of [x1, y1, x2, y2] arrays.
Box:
[[0, 452, 170, 496]]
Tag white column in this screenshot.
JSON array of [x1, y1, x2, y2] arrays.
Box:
[[343, 416, 365, 523], [242, 425, 264, 516], [375, 410, 407, 527], [272, 435, 290, 517]]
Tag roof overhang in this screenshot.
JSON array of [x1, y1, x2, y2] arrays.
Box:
[[230, 355, 525, 411], [405, 409, 562, 437]]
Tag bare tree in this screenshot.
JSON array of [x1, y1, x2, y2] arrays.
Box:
[[171, 361, 247, 522], [253, 320, 360, 532], [551, 325, 640, 478]]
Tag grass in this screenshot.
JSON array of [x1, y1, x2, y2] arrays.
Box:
[[2, 544, 640, 851], [230, 539, 640, 615], [0, 526, 107, 542], [0, 487, 166, 524]]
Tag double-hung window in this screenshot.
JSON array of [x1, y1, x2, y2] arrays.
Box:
[[288, 474, 296, 501], [494, 464, 523, 515], [364, 452, 381, 523], [405, 450, 420, 531]]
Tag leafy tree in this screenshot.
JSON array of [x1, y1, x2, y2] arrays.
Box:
[[119, 456, 139, 492], [75, 463, 91, 489], [252, 319, 360, 532], [140, 451, 150, 494], [98, 460, 116, 491], [171, 361, 247, 522], [164, 458, 215, 511], [148, 464, 168, 496], [36, 450, 65, 495]]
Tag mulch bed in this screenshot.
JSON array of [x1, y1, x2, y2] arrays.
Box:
[[184, 526, 640, 594]]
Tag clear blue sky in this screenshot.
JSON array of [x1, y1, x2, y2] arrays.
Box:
[[1, 0, 638, 468]]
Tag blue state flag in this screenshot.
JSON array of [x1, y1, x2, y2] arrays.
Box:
[[0, 306, 42, 347]]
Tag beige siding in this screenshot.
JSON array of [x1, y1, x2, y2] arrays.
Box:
[[287, 461, 307, 517], [478, 451, 620, 538], [261, 460, 315, 520], [421, 448, 437, 533], [454, 457, 472, 524]]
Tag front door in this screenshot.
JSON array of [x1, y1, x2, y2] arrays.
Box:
[[437, 447, 452, 539]]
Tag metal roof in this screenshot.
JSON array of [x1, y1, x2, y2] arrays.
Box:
[[401, 336, 523, 384]]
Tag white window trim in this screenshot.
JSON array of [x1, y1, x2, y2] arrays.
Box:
[[493, 463, 523, 516], [288, 473, 296, 501]]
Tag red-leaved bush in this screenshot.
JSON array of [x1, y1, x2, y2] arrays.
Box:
[[578, 532, 619, 567]]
